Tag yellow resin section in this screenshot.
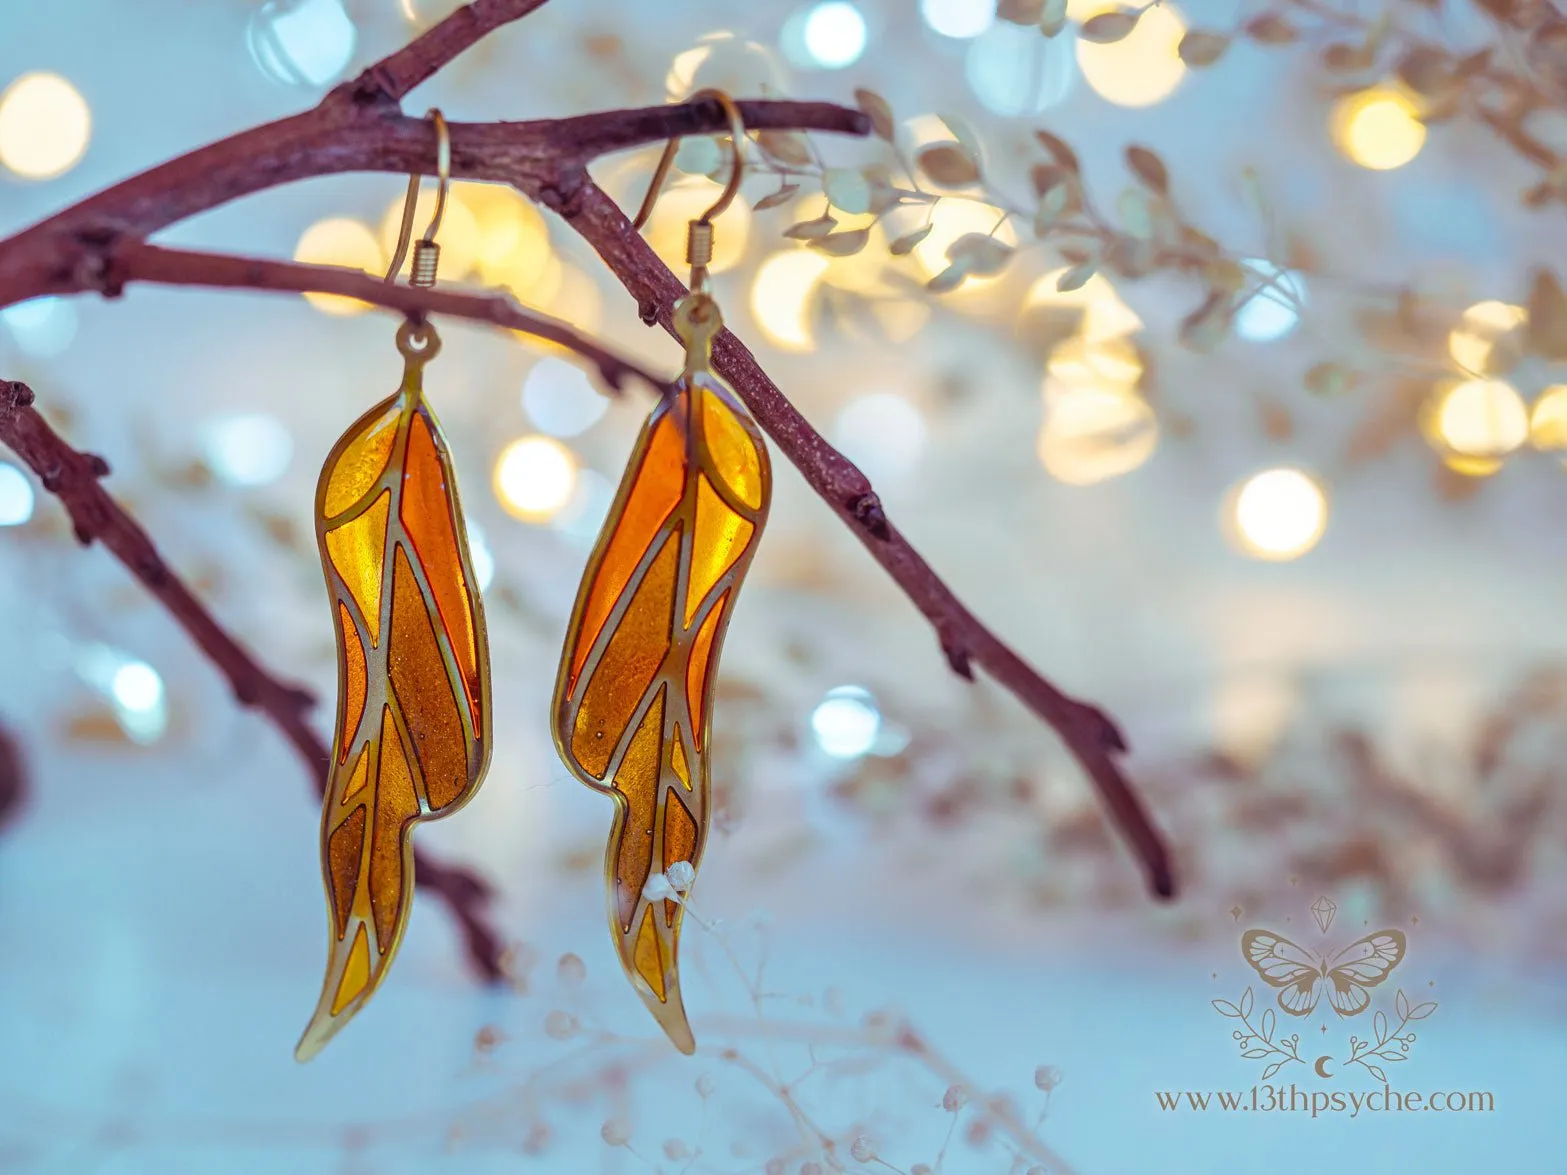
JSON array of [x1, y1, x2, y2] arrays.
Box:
[[552, 376, 772, 1055], [323, 401, 398, 518], [634, 906, 666, 1001], [685, 475, 752, 627], [331, 925, 372, 1015], [700, 385, 763, 510], [325, 491, 390, 646]]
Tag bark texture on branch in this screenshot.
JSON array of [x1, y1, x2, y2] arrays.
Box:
[[107, 242, 670, 397], [0, 98, 869, 313], [549, 183, 1172, 897], [0, 0, 1174, 978]]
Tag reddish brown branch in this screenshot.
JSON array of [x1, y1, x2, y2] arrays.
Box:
[[350, 0, 552, 103], [0, 720, 24, 832], [0, 97, 869, 312], [553, 183, 1173, 898], [107, 242, 670, 397], [0, 0, 1174, 905], [0, 378, 506, 978]]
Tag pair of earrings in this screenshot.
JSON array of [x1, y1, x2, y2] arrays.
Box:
[[297, 94, 770, 1062]]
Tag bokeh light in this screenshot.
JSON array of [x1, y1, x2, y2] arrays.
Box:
[[494, 436, 578, 522], [1530, 384, 1567, 461], [802, 2, 868, 68], [966, 18, 1077, 115], [247, 0, 357, 87], [510, 252, 565, 314], [113, 661, 162, 713], [380, 186, 481, 284], [666, 31, 788, 99], [811, 685, 882, 758], [79, 645, 169, 744], [553, 467, 616, 544], [398, 0, 466, 26], [112, 659, 167, 744], [645, 180, 751, 275], [1037, 383, 1158, 486], [904, 112, 966, 151], [1229, 468, 1327, 561], [0, 72, 90, 180], [1234, 262, 1306, 342], [0, 463, 35, 526], [912, 200, 1018, 285], [1022, 269, 1143, 342], [1447, 300, 1526, 376], [293, 218, 383, 315], [819, 222, 897, 296], [1075, 1, 1187, 108], [522, 357, 608, 438], [201, 413, 294, 487], [750, 250, 830, 352], [833, 393, 928, 486], [922, 0, 997, 39], [1332, 88, 1426, 170], [1047, 334, 1142, 389], [1429, 378, 1528, 462], [550, 264, 605, 339], [0, 296, 78, 357], [468, 182, 554, 298]]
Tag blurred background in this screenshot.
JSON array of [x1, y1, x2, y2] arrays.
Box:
[[3, 0, 1566, 1171]]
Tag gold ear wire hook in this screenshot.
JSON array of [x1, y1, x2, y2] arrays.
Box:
[[386, 108, 451, 288], [630, 89, 746, 295]]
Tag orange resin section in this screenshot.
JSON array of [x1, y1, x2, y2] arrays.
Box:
[[572, 536, 678, 779], [401, 410, 482, 729], [568, 411, 684, 694]]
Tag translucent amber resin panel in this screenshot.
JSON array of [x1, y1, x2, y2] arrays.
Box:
[[552, 372, 770, 1054], [298, 369, 491, 1062]]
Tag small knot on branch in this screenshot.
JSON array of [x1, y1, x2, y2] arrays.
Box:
[[941, 638, 975, 681], [86, 453, 111, 478], [1077, 702, 1129, 754], [340, 65, 402, 110], [0, 720, 26, 834], [72, 227, 125, 297], [283, 685, 318, 714], [638, 298, 660, 326], [0, 380, 35, 410], [850, 491, 891, 540]]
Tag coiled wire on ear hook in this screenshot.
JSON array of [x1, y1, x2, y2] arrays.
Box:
[[385, 108, 451, 289], [630, 90, 747, 297]]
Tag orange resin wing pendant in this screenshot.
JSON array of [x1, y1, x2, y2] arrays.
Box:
[[298, 323, 491, 1061], [552, 368, 770, 1053]]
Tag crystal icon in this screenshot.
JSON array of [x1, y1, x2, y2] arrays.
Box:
[[1311, 894, 1337, 934]]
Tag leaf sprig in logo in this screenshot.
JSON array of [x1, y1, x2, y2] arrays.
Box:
[[1211, 894, 1437, 1083]]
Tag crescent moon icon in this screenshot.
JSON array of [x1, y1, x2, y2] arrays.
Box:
[[1314, 1055, 1333, 1079]]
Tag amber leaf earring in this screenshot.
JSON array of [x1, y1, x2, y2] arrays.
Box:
[[551, 91, 771, 1054], [298, 110, 493, 1061]]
